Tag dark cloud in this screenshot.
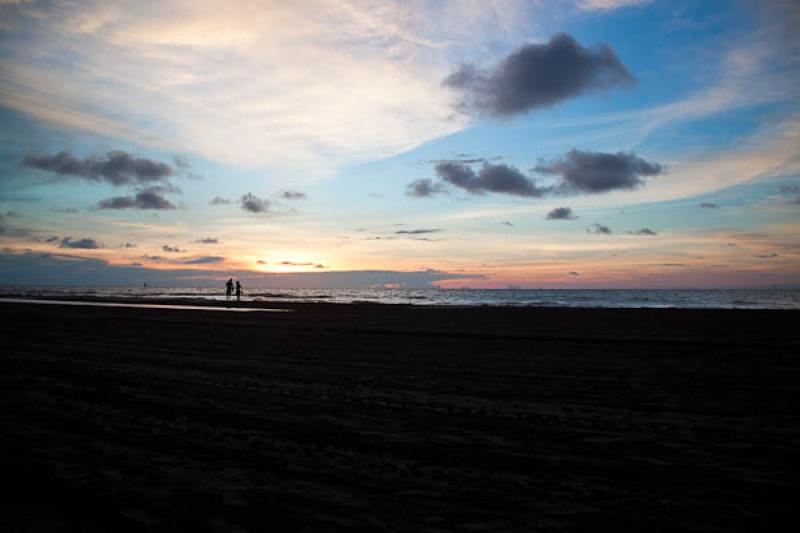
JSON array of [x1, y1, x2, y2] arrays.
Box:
[[0, 250, 481, 288], [436, 162, 546, 197], [210, 196, 231, 205], [280, 261, 314, 266], [501, 221, 513, 226], [44, 236, 60, 243], [395, 228, 442, 235], [569, 271, 580, 276], [778, 185, 800, 204], [628, 228, 657, 235], [196, 238, 219, 244], [181, 256, 224, 264], [546, 206, 577, 220], [443, 33, 634, 118], [536, 150, 662, 194], [280, 190, 307, 200], [50, 207, 80, 213], [406, 179, 446, 198], [408, 150, 661, 200], [96, 187, 177, 210], [661, 263, 688, 267], [23, 151, 173, 186], [59, 237, 102, 249], [753, 253, 779, 259], [587, 223, 612, 235], [162, 245, 184, 253], [241, 193, 269, 213], [699, 202, 719, 209], [256, 260, 267, 265]]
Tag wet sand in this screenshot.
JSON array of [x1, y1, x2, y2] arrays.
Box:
[[1, 300, 798, 531]]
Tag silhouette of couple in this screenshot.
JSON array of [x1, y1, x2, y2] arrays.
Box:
[[226, 278, 242, 301]]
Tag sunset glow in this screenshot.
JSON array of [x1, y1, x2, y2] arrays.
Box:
[[1, 1, 798, 288]]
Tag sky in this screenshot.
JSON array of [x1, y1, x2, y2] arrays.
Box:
[[1, 0, 799, 289]]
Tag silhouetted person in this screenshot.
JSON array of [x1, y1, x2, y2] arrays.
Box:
[[226, 278, 234, 300], [235, 280, 242, 301]]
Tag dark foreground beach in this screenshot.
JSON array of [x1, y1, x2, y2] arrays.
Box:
[[1, 300, 798, 531]]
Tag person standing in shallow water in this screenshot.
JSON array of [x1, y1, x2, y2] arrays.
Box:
[[226, 278, 234, 300], [235, 280, 242, 302]]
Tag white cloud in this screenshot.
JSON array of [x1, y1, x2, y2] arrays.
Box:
[[0, 0, 537, 176], [577, 0, 650, 11]]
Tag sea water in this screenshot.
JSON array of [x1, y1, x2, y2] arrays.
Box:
[[1, 286, 799, 309]]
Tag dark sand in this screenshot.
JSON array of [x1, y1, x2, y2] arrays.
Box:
[[1, 300, 798, 531]]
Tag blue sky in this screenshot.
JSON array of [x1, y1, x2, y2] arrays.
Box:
[[1, 0, 798, 288]]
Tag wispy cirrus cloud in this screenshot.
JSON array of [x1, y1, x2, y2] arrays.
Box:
[[577, 0, 650, 11], [1, 0, 517, 174]]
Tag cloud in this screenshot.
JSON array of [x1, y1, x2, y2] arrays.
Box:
[[778, 185, 800, 204], [0, 249, 481, 288], [411, 150, 661, 200], [240, 193, 269, 213], [280, 190, 306, 200], [435, 161, 546, 197], [256, 260, 267, 265], [395, 228, 442, 235], [546, 206, 577, 220], [23, 151, 173, 186], [406, 179, 446, 198], [120, 242, 136, 248], [587, 223, 612, 234], [275, 260, 326, 268], [699, 202, 719, 208], [96, 187, 177, 210], [1, 2, 474, 174], [196, 238, 219, 244], [753, 253, 779, 259], [577, 0, 651, 11], [162, 244, 184, 253], [569, 271, 580, 276], [443, 33, 634, 118], [535, 150, 662, 194], [181, 255, 224, 264], [628, 228, 657, 235], [210, 196, 231, 205], [501, 221, 513, 226], [59, 237, 102, 249]]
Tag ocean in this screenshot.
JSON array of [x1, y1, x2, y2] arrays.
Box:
[[1, 286, 799, 309]]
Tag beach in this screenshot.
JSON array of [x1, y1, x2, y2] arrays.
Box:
[[1, 300, 798, 531]]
